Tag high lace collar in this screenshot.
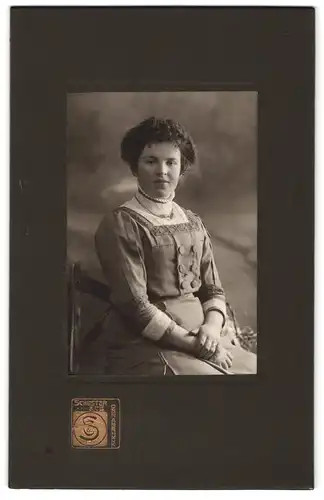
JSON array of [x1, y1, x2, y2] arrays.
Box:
[[135, 186, 174, 218]]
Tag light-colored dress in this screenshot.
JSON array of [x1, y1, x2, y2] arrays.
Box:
[[81, 190, 257, 375]]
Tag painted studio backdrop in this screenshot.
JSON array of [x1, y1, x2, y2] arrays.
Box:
[[67, 91, 257, 353]]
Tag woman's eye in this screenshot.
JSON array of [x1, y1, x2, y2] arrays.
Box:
[[166, 160, 177, 166], [146, 159, 155, 165]]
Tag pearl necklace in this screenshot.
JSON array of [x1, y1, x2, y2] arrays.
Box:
[[138, 186, 173, 204], [135, 190, 174, 220]]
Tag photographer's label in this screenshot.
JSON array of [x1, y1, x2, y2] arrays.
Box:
[[71, 398, 120, 449]]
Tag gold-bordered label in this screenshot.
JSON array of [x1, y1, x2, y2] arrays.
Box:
[[71, 398, 120, 449]]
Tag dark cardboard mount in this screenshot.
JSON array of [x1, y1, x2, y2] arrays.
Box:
[[10, 7, 314, 489]]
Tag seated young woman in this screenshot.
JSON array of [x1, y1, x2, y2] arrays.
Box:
[[83, 117, 257, 375]]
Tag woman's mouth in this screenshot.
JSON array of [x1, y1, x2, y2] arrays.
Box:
[[154, 180, 169, 185]]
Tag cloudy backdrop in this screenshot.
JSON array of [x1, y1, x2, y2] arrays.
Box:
[[67, 91, 257, 333]]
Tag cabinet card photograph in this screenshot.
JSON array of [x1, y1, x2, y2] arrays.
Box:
[[67, 91, 258, 376], [10, 6, 314, 490]]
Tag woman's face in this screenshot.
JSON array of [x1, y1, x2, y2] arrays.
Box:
[[136, 142, 182, 199]]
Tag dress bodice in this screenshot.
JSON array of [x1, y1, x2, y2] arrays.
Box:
[[95, 194, 226, 341], [116, 205, 209, 303]]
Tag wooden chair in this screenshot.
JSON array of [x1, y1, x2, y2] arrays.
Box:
[[68, 261, 112, 373]]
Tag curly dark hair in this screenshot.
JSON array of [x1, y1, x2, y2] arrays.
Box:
[[120, 117, 197, 175]]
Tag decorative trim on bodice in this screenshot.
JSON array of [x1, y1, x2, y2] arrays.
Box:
[[114, 206, 202, 236]]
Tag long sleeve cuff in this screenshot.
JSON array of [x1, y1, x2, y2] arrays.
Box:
[[202, 298, 227, 324], [141, 309, 173, 341]]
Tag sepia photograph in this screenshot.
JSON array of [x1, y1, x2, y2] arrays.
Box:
[[67, 91, 258, 376]]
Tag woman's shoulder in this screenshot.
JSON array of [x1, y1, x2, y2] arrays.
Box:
[[97, 197, 137, 225], [96, 208, 133, 234], [96, 199, 146, 244], [174, 203, 213, 239], [113, 197, 150, 228], [174, 202, 205, 227]]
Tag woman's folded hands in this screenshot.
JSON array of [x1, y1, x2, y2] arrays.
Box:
[[193, 323, 233, 371], [162, 320, 233, 371]]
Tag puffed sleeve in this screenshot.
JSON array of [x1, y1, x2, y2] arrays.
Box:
[[95, 209, 174, 341], [196, 220, 227, 326]]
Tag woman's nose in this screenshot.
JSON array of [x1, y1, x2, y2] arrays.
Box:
[[156, 161, 168, 175]]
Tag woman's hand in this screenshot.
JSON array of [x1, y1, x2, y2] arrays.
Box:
[[194, 323, 221, 359], [193, 324, 233, 370], [209, 343, 233, 371]]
